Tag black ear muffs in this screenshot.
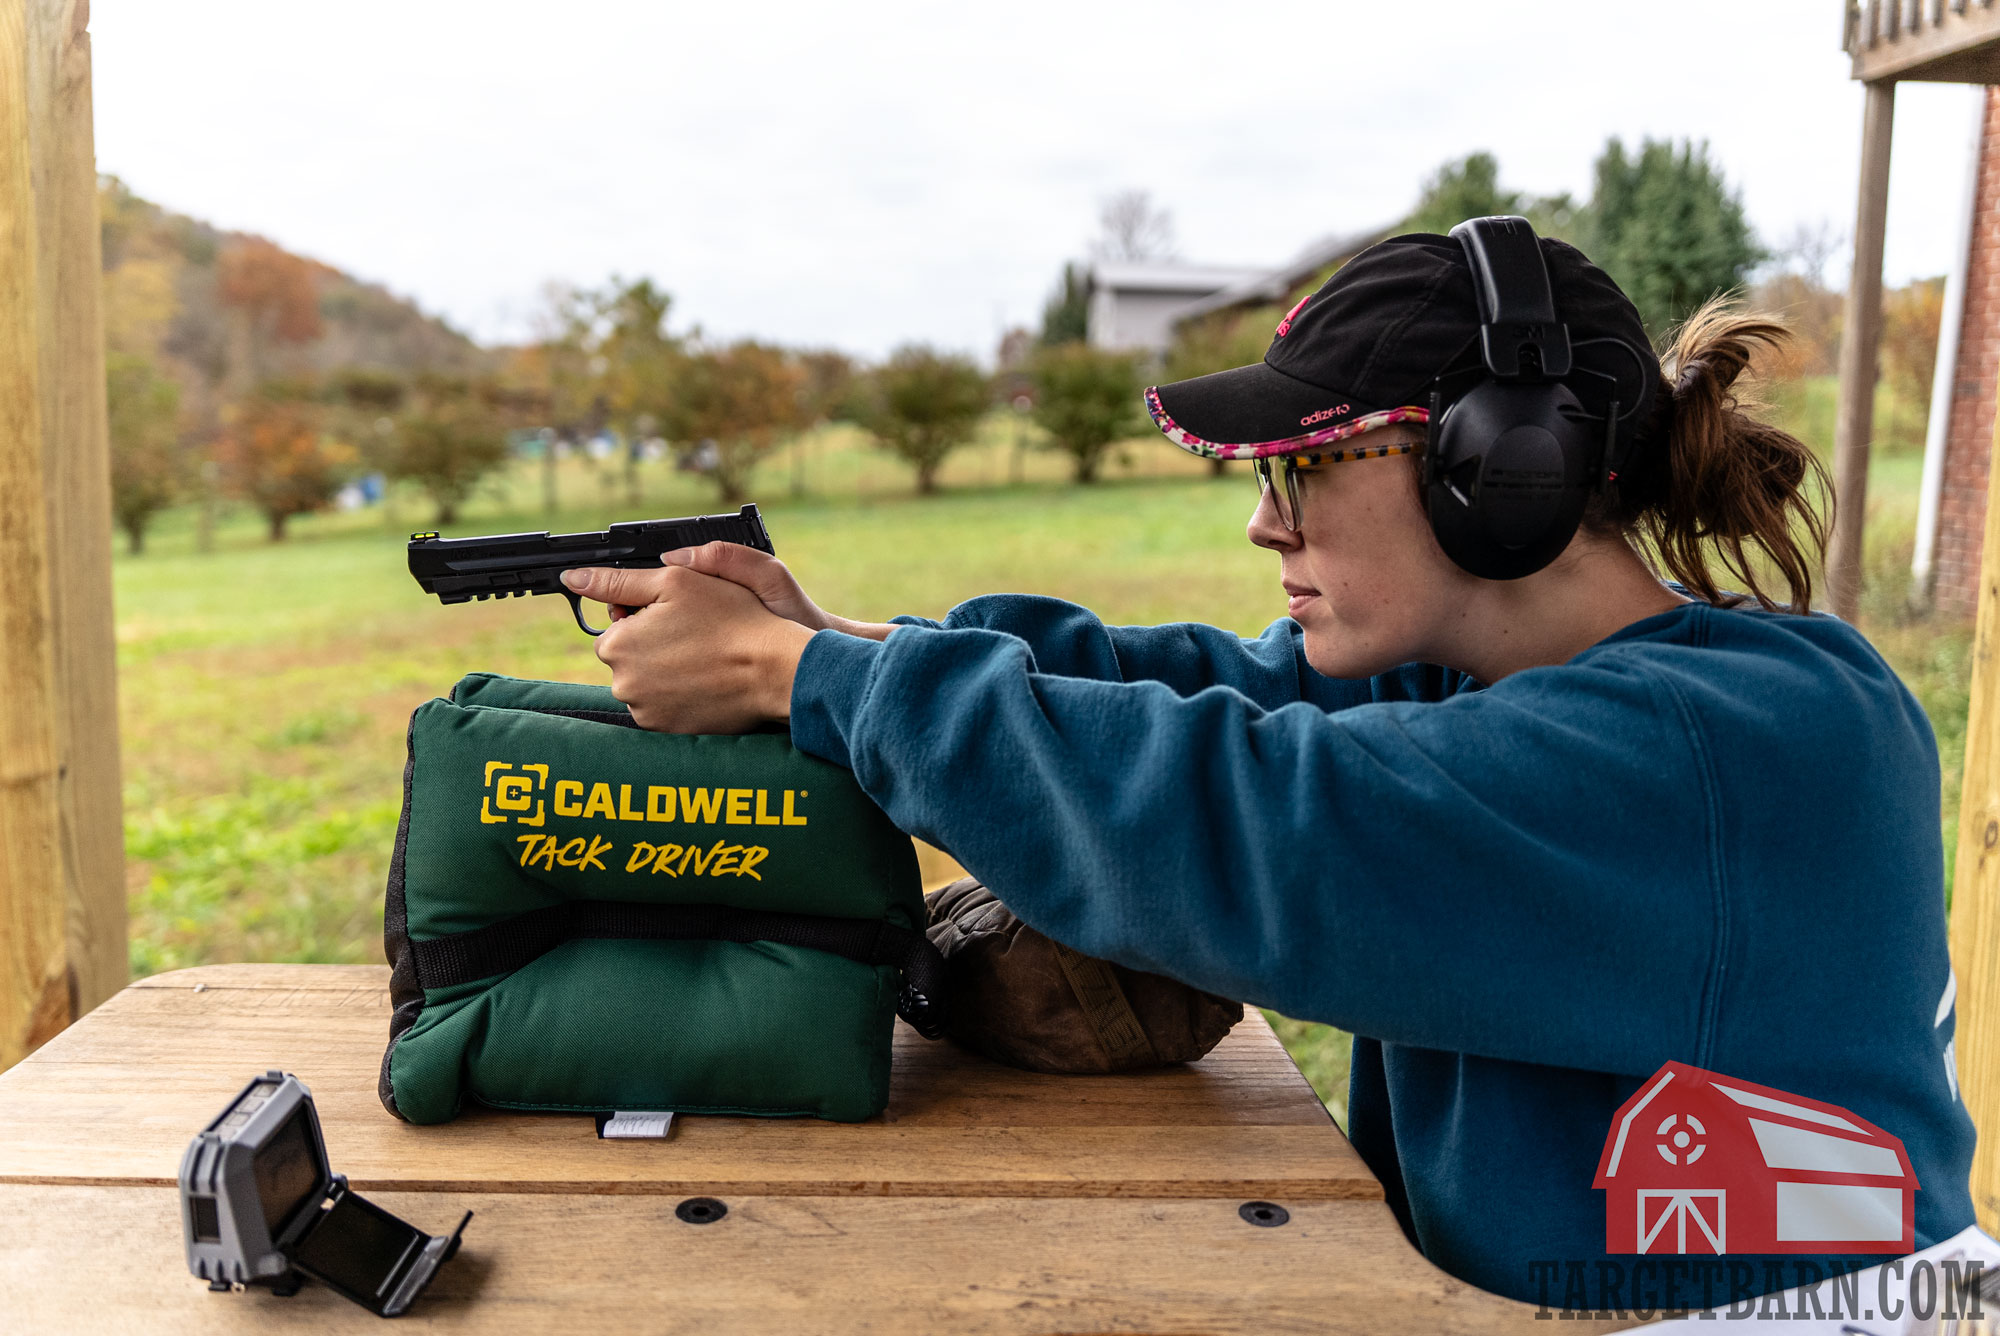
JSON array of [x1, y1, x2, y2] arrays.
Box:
[[1422, 216, 1607, 582], [1427, 380, 1598, 580]]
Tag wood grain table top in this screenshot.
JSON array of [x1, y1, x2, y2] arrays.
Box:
[[0, 963, 1624, 1334]]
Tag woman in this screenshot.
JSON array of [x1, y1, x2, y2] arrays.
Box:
[[560, 228, 1976, 1310]]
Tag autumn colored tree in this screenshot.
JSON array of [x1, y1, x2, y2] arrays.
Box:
[[106, 351, 184, 554], [854, 346, 990, 494], [216, 387, 353, 540], [1030, 343, 1143, 483], [662, 341, 809, 504], [217, 237, 325, 378], [597, 279, 679, 425], [1881, 276, 1945, 410], [796, 349, 859, 424]]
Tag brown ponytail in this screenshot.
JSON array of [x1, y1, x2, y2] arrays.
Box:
[[1598, 297, 1831, 612]]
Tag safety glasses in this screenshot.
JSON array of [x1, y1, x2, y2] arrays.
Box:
[[1252, 440, 1416, 532]]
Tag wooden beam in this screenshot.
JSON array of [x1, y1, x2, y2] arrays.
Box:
[[0, 1, 70, 1069], [1829, 80, 1896, 623], [1849, 0, 2000, 80], [1950, 364, 2000, 1237], [24, 0, 125, 1018]]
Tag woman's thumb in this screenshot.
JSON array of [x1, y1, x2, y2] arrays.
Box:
[[668, 541, 785, 594]]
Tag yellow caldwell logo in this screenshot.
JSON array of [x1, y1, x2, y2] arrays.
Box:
[[479, 761, 808, 828], [479, 761, 808, 881]]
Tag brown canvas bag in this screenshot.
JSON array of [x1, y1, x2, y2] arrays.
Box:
[[924, 878, 1242, 1074]]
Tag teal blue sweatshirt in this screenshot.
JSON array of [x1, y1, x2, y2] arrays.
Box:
[[787, 594, 1976, 1309]]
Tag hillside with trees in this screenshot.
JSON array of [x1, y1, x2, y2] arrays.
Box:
[[100, 177, 489, 549]]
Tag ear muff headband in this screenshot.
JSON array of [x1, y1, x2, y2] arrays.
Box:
[[1423, 217, 1601, 581]]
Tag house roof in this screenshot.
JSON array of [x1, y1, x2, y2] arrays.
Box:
[[1169, 222, 1398, 325], [1086, 261, 1269, 297]]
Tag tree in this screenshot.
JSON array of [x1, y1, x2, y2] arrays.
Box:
[[216, 236, 324, 388], [855, 346, 991, 494], [1880, 276, 1945, 449], [1881, 276, 1944, 406], [662, 341, 809, 504], [1030, 343, 1142, 483], [595, 277, 681, 434], [106, 352, 183, 554], [216, 388, 354, 540], [1581, 138, 1763, 339], [1093, 189, 1175, 262], [796, 349, 859, 424], [381, 376, 512, 525], [1751, 222, 1846, 378], [1405, 152, 1522, 235], [1040, 262, 1089, 346]]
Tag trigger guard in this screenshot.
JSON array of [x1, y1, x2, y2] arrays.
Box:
[[564, 590, 607, 636]]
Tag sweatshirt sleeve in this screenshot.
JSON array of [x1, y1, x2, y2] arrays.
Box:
[[789, 622, 1716, 1079], [892, 593, 1453, 712]]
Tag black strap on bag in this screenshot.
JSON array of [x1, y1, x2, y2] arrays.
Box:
[[409, 900, 949, 1038]]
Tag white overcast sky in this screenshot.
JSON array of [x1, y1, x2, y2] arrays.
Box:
[[92, 0, 1982, 361]]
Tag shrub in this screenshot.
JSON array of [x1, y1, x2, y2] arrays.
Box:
[[855, 346, 990, 494], [1029, 343, 1142, 483]]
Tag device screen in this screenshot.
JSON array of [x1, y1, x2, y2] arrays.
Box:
[[292, 1192, 424, 1302], [251, 1107, 324, 1237]]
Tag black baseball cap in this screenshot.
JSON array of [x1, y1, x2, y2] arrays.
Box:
[[1146, 232, 1658, 459]]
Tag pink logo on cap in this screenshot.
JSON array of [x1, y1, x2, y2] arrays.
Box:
[[1276, 295, 1310, 337]]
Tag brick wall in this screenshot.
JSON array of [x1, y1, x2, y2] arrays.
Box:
[[1931, 86, 2000, 617]]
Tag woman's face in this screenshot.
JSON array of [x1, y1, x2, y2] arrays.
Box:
[[1246, 426, 1471, 680]]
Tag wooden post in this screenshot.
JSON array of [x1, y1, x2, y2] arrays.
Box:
[[1949, 369, 2000, 1236], [0, 0, 126, 1070], [25, 0, 126, 1020], [1830, 79, 1896, 623], [0, 2, 70, 1069]]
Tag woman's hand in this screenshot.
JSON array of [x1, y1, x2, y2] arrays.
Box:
[[561, 563, 816, 733], [646, 542, 895, 641]]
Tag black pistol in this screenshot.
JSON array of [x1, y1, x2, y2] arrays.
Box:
[[408, 503, 776, 635]]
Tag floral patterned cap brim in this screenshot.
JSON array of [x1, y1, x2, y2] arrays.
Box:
[[1145, 385, 1429, 460]]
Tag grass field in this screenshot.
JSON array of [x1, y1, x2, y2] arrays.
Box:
[[112, 396, 1966, 1128]]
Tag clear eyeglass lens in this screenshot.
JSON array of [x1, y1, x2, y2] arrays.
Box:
[[1254, 458, 1299, 530]]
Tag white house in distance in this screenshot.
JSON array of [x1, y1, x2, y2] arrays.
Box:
[[1084, 262, 1266, 355], [1085, 225, 1392, 357]]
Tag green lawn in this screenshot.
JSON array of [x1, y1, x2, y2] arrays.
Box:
[[112, 405, 1966, 1130]]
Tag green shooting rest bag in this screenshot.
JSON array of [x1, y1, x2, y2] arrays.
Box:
[[379, 673, 940, 1125]]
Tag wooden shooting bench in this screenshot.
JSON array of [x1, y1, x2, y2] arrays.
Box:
[[0, 962, 1638, 1335]]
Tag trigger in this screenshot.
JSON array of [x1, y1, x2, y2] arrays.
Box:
[[564, 591, 607, 636]]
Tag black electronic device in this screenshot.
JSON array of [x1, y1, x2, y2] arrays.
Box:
[[408, 502, 776, 634], [179, 1071, 470, 1318], [1422, 216, 1646, 580]]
